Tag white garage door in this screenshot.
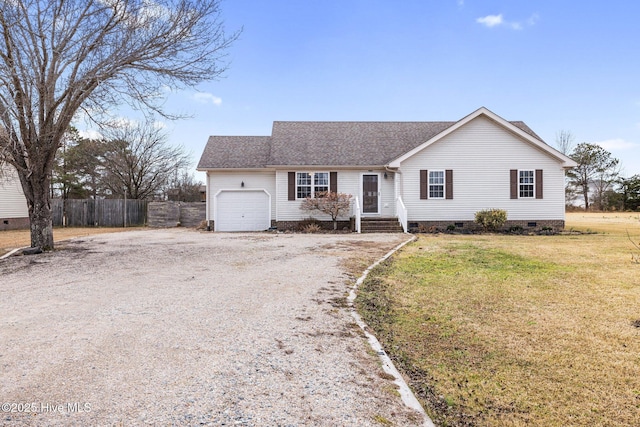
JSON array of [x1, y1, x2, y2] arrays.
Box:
[[215, 190, 270, 231]]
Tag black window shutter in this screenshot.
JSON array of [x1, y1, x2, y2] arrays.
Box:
[[288, 172, 295, 201], [445, 170, 453, 199], [420, 170, 428, 199], [510, 169, 518, 199], [330, 172, 338, 193], [536, 169, 543, 199]]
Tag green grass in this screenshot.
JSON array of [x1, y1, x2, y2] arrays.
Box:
[[356, 214, 640, 426]]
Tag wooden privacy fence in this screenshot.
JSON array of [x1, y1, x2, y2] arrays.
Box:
[[52, 199, 148, 227], [147, 202, 206, 228]]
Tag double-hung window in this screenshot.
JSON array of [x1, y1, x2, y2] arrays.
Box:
[[519, 170, 534, 198], [297, 172, 329, 198], [428, 170, 445, 199]]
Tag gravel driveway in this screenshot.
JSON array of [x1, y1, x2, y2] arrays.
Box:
[[0, 229, 421, 426]]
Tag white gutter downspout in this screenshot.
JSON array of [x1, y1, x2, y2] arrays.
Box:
[[385, 166, 404, 226], [385, 165, 402, 201]]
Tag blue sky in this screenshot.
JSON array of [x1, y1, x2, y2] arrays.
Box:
[[133, 0, 640, 178]]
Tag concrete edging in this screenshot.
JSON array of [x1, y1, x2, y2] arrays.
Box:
[[347, 234, 436, 427], [0, 247, 27, 260]]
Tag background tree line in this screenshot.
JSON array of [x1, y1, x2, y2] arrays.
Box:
[[53, 123, 203, 203], [557, 130, 640, 211]]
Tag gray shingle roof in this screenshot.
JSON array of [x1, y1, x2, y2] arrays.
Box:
[[197, 120, 543, 169], [269, 121, 456, 166], [197, 136, 271, 169]]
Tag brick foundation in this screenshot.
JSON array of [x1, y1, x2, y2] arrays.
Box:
[[407, 219, 566, 233], [206, 218, 566, 233], [0, 217, 30, 231], [206, 220, 287, 231], [275, 220, 352, 232]]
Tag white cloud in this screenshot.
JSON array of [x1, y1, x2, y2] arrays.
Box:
[[593, 138, 639, 150], [509, 22, 523, 30], [457, 0, 464, 7], [110, 117, 139, 129], [79, 129, 103, 140], [476, 14, 503, 28], [476, 13, 538, 30], [192, 92, 222, 106]]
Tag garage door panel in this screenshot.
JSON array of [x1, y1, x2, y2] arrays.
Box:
[[216, 191, 270, 231]]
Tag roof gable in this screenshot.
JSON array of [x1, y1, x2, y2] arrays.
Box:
[[388, 107, 577, 168]]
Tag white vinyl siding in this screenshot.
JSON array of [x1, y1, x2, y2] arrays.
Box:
[[0, 165, 28, 219], [399, 116, 566, 221], [206, 171, 276, 222], [275, 169, 395, 221]]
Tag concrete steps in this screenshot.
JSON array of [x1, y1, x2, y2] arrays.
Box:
[[360, 218, 404, 233]]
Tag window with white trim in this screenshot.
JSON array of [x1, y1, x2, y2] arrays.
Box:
[[429, 170, 445, 199], [519, 170, 534, 198], [296, 172, 329, 199]]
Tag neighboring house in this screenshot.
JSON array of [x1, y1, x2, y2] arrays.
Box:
[[0, 164, 29, 230], [197, 107, 577, 232]]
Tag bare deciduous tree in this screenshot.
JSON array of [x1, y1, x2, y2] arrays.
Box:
[[556, 130, 577, 205], [0, 0, 238, 249], [555, 130, 575, 155], [166, 170, 203, 202], [300, 191, 353, 230], [100, 121, 190, 200]]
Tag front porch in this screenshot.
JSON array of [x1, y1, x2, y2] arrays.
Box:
[[353, 196, 407, 233], [359, 217, 404, 233]]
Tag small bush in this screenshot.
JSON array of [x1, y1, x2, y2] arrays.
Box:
[[297, 218, 321, 232], [302, 223, 322, 233], [508, 225, 524, 234], [538, 226, 555, 235], [474, 209, 507, 232]]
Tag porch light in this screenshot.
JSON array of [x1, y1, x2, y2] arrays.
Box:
[[384, 172, 388, 179], [241, 181, 244, 187]]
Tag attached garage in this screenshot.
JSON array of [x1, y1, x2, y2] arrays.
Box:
[[215, 189, 271, 232]]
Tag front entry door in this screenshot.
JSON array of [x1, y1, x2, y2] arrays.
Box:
[[362, 174, 379, 214]]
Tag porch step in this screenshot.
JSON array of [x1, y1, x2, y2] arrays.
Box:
[[360, 218, 404, 233]]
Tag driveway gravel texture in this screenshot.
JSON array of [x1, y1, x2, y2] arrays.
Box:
[[0, 229, 422, 426]]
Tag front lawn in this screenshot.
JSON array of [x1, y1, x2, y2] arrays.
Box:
[[356, 213, 640, 426]]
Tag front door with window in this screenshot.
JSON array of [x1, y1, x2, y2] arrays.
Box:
[[362, 174, 379, 214]]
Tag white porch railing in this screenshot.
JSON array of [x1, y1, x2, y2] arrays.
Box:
[[354, 196, 361, 233], [396, 196, 408, 233]]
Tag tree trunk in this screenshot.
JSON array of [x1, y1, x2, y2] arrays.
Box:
[[28, 194, 54, 249], [583, 187, 590, 211], [25, 176, 55, 250]]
